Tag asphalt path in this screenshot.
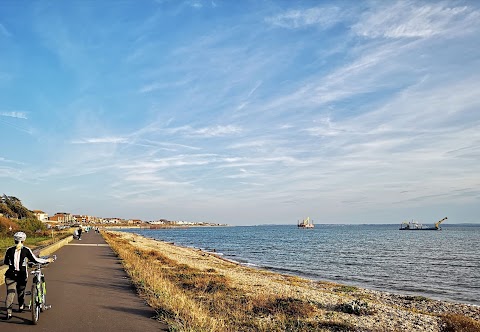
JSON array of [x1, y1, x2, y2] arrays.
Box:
[[1, 231, 168, 331]]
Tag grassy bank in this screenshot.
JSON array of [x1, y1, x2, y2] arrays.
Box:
[[0, 231, 72, 259], [104, 231, 480, 332]]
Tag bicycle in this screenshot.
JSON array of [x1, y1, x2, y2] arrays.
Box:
[[26, 255, 56, 325]]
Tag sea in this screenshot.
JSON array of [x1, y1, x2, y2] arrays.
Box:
[[118, 224, 480, 306]]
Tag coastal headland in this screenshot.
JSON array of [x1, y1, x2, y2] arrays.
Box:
[[104, 231, 480, 332]]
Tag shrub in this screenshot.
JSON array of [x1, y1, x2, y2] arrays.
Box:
[[441, 313, 480, 332], [17, 218, 47, 235], [404, 295, 431, 302], [338, 299, 373, 316], [0, 216, 19, 235], [334, 285, 358, 293], [253, 297, 317, 318]]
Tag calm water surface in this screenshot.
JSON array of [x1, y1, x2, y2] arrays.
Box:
[[120, 224, 480, 306]]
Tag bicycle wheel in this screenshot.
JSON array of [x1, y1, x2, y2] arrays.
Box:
[[31, 283, 40, 325]]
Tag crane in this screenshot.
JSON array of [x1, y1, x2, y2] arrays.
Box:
[[434, 217, 448, 230]]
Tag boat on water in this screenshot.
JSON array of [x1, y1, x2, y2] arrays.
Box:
[[298, 217, 314, 228], [399, 217, 447, 230]]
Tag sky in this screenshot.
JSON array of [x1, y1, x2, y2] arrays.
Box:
[[0, 0, 479, 225]]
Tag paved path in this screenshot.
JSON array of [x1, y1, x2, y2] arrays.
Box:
[[1, 231, 168, 331]]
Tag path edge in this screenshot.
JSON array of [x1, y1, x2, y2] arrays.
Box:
[[0, 235, 74, 286]]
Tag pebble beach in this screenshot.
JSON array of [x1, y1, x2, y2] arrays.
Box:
[[109, 231, 480, 331]]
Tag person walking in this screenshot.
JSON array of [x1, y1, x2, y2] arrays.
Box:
[[3, 232, 53, 320]]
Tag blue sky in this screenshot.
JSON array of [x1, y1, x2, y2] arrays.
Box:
[[1, 0, 479, 225]]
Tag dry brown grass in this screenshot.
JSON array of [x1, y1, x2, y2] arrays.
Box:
[[103, 232, 345, 331], [441, 313, 480, 332]]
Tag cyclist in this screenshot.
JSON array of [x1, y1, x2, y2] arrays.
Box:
[[3, 232, 54, 320]]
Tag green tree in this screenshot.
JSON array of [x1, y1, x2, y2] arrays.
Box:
[[1, 194, 35, 219]]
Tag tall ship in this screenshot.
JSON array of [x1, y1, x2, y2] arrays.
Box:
[[399, 217, 447, 230], [298, 217, 314, 228]]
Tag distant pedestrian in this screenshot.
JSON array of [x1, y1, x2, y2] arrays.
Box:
[[77, 227, 83, 240]]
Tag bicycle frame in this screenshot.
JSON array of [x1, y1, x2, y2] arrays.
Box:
[[27, 255, 55, 325]]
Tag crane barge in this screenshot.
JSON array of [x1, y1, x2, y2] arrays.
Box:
[[298, 217, 314, 228], [399, 217, 447, 230]]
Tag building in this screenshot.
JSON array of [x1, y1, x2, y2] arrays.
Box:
[[33, 210, 49, 222], [48, 212, 74, 224]]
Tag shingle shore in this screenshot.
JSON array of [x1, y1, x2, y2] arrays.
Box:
[[110, 231, 479, 332]]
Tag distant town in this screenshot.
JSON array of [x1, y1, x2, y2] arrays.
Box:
[[27, 210, 227, 227], [0, 194, 226, 228]]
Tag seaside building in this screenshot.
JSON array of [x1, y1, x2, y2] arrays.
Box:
[[127, 219, 143, 225], [48, 212, 75, 224], [73, 214, 97, 223], [33, 210, 49, 222]]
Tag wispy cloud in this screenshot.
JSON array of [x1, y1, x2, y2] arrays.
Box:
[[0, 157, 25, 165], [0, 23, 11, 37], [188, 0, 203, 9], [1, 1, 479, 224], [193, 125, 242, 137], [164, 125, 243, 137], [353, 1, 480, 39], [265, 6, 343, 29], [71, 137, 129, 144], [0, 111, 28, 119], [139, 78, 192, 93]]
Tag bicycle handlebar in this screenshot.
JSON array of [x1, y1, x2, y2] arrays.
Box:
[[28, 255, 57, 267]]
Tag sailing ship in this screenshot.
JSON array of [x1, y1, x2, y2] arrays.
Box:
[[297, 217, 314, 228]]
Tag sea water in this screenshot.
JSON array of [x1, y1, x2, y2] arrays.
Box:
[[119, 224, 480, 306]]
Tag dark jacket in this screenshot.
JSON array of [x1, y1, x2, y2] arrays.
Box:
[[3, 246, 45, 284]]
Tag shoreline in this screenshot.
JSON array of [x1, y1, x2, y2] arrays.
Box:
[[174, 241, 480, 310], [143, 235, 478, 308], [106, 230, 480, 332]]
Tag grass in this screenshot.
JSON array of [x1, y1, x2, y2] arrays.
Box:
[[0, 231, 72, 258], [334, 285, 358, 294], [441, 314, 480, 332], [404, 295, 432, 302], [103, 232, 358, 332]]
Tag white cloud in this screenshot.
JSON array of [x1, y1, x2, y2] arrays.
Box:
[[164, 124, 242, 137], [139, 78, 191, 93], [0, 111, 28, 119], [265, 6, 343, 29], [0, 157, 25, 165], [353, 1, 480, 39], [193, 125, 242, 137], [189, 0, 203, 9], [71, 137, 129, 144]]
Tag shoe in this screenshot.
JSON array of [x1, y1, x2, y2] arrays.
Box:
[[3, 314, 12, 320], [18, 304, 24, 313]]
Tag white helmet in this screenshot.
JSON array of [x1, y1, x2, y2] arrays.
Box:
[[14, 232, 27, 242]]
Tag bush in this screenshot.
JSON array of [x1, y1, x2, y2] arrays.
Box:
[[338, 299, 373, 316], [0, 216, 20, 235], [441, 313, 480, 332], [334, 285, 358, 293], [17, 218, 47, 235]]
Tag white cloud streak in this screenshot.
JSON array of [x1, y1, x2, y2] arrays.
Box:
[[71, 137, 129, 144], [265, 6, 343, 29], [353, 1, 480, 39], [0, 111, 28, 119]]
